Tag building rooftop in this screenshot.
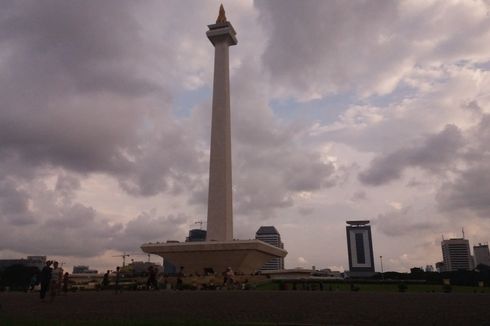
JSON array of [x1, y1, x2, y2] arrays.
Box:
[[256, 226, 279, 235], [346, 220, 370, 226]]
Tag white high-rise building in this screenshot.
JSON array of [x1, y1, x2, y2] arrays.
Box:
[[441, 238, 473, 271], [256, 226, 285, 271], [474, 243, 490, 267]]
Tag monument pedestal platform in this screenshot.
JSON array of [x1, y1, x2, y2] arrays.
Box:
[[141, 240, 287, 275]]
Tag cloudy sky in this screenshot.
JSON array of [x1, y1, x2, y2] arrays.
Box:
[[1, 0, 490, 273]]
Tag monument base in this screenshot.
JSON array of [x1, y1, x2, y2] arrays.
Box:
[[141, 240, 287, 275]]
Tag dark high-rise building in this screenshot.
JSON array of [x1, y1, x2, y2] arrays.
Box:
[[255, 226, 285, 271], [346, 220, 375, 277], [186, 229, 207, 242]]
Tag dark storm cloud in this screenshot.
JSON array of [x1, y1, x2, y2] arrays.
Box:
[[228, 60, 342, 217], [255, 0, 399, 97], [436, 114, 490, 217], [111, 212, 189, 252], [437, 163, 490, 217], [359, 124, 464, 185], [351, 191, 367, 201], [374, 207, 437, 237], [55, 174, 81, 200], [0, 1, 208, 200], [0, 0, 156, 96], [0, 172, 189, 256], [0, 0, 156, 178], [0, 178, 34, 225], [117, 121, 207, 197], [255, 0, 490, 99], [359, 109, 490, 219]]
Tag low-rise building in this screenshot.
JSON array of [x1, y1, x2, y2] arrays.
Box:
[[0, 256, 46, 271], [72, 265, 98, 274]]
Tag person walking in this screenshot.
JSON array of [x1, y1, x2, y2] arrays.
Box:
[[146, 266, 158, 290], [50, 261, 63, 302], [39, 261, 52, 301]]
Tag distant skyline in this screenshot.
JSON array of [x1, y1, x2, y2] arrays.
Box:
[[1, 0, 490, 273]]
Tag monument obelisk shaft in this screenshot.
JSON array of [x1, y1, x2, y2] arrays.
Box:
[[206, 6, 237, 241], [140, 6, 286, 275]]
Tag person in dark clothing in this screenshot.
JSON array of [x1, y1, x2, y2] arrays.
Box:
[[29, 273, 38, 292], [101, 270, 110, 290], [114, 267, 121, 294], [176, 266, 184, 290], [39, 261, 52, 300], [146, 266, 158, 290], [62, 272, 69, 294]]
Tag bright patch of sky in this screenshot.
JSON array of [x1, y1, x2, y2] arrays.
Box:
[[173, 86, 211, 117], [269, 83, 419, 124]]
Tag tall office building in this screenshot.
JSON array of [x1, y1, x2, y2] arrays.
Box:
[[346, 220, 375, 277], [473, 243, 490, 267], [255, 226, 285, 271], [186, 229, 207, 242], [441, 238, 473, 271]]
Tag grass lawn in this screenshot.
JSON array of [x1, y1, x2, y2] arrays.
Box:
[[256, 280, 488, 293]]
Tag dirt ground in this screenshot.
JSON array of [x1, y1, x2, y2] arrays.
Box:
[[1, 290, 490, 325]]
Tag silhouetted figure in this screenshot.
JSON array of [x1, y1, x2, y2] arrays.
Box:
[[62, 272, 69, 294], [101, 270, 110, 290], [39, 261, 52, 300], [176, 266, 184, 290], [29, 273, 38, 292], [115, 267, 121, 293], [225, 267, 235, 289], [50, 261, 63, 301], [146, 266, 158, 290], [222, 270, 227, 287]]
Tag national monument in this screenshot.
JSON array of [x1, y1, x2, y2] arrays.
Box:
[[141, 5, 287, 274]]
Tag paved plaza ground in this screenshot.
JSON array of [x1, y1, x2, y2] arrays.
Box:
[[1, 290, 490, 325]]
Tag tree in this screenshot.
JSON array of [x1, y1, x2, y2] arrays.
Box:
[[0, 265, 39, 291]]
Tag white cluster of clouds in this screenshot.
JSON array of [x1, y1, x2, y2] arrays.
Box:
[[1, 0, 490, 272]]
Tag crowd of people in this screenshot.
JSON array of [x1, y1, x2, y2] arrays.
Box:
[[26, 263, 247, 297]]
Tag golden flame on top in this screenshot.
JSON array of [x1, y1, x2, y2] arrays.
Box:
[[216, 4, 227, 23]]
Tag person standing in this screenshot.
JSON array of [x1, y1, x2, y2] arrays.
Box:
[[114, 267, 121, 294], [176, 266, 184, 290], [62, 272, 69, 294], [225, 267, 235, 290], [50, 261, 63, 301], [101, 270, 110, 290], [39, 261, 52, 300], [146, 266, 158, 290], [29, 273, 38, 292]]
